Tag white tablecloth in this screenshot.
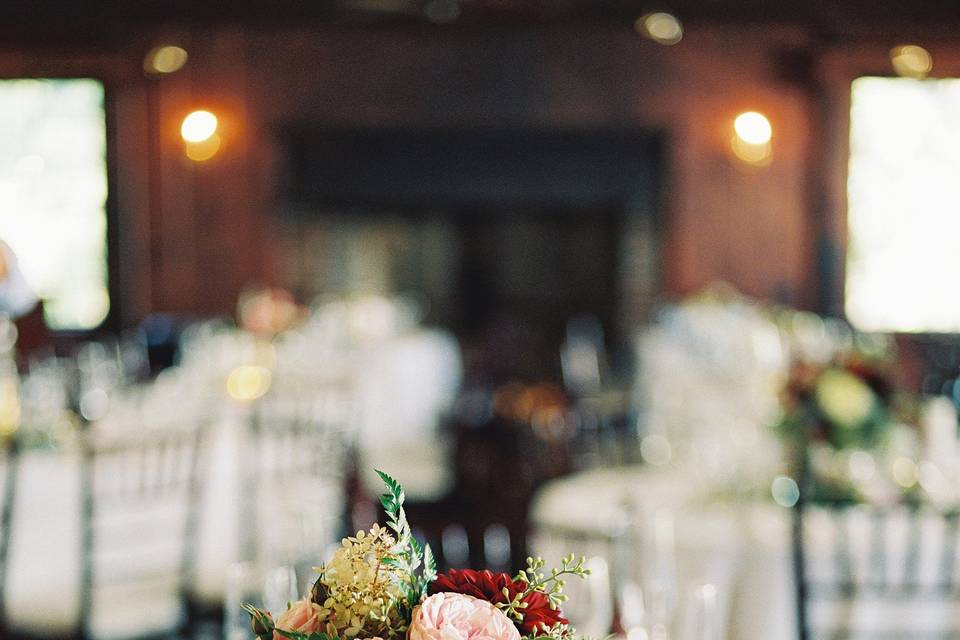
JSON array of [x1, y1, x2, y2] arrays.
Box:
[[532, 466, 960, 640], [530, 466, 795, 640]]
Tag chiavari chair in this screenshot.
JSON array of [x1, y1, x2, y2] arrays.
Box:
[[794, 469, 960, 639], [240, 388, 351, 575], [0, 435, 19, 636], [77, 425, 207, 640]]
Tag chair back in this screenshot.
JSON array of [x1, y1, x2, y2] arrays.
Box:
[[241, 390, 350, 571], [79, 425, 206, 640], [794, 497, 960, 640], [0, 437, 18, 635]]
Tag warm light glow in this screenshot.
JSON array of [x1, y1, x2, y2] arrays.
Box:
[[226, 365, 272, 401], [730, 135, 773, 166], [635, 12, 683, 45], [185, 134, 221, 161], [734, 111, 772, 145], [846, 77, 960, 332], [730, 111, 773, 166], [180, 110, 218, 143], [890, 45, 932, 79], [144, 45, 189, 75]]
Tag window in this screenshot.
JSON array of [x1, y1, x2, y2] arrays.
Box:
[[846, 76, 960, 333], [0, 78, 109, 330]]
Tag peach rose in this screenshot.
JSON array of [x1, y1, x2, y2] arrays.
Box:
[[408, 593, 521, 640], [273, 598, 325, 639]]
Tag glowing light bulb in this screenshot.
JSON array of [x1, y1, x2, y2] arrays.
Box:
[[890, 45, 932, 79], [730, 111, 773, 166], [734, 111, 772, 145], [180, 110, 218, 143], [185, 135, 221, 161], [144, 45, 188, 75], [227, 365, 272, 401], [636, 12, 683, 45]]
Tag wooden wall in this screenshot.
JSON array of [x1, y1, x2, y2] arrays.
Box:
[[2, 23, 821, 325]]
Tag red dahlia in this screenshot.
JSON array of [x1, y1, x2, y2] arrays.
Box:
[[429, 568, 568, 635]]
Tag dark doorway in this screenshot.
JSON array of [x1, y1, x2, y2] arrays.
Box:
[[279, 127, 661, 382]]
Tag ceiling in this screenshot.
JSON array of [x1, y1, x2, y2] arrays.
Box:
[[5, 0, 960, 41]]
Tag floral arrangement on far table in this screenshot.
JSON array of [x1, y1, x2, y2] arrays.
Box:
[[244, 471, 590, 640], [773, 350, 922, 504], [775, 352, 904, 450]]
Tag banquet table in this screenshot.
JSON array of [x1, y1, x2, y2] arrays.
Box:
[[530, 465, 960, 640], [530, 466, 795, 640]]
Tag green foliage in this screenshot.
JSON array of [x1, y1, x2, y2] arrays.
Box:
[[273, 632, 340, 640], [241, 603, 276, 640], [375, 470, 436, 624], [245, 471, 435, 640], [498, 554, 590, 640], [517, 554, 589, 611]]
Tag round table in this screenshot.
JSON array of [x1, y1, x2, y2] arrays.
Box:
[[529, 466, 798, 640]]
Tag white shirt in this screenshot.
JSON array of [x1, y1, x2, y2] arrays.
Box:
[[0, 241, 38, 318]]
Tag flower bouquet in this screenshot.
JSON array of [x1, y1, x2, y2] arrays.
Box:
[[244, 470, 590, 640], [773, 350, 921, 504]]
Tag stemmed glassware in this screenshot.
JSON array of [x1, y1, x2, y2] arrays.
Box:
[[562, 555, 614, 639], [677, 584, 720, 640], [224, 561, 298, 640]]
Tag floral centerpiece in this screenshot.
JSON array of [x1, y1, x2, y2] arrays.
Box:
[[773, 350, 921, 504], [244, 471, 590, 640], [775, 353, 902, 450]]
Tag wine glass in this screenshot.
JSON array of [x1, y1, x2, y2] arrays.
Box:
[[224, 562, 261, 640], [619, 578, 650, 640], [263, 564, 299, 613], [224, 561, 299, 640], [563, 555, 613, 638], [678, 584, 720, 640]]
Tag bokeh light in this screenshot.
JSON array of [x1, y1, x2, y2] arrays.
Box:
[[730, 111, 773, 166], [185, 134, 222, 162], [640, 433, 672, 466], [919, 460, 946, 496], [226, 365, 272, 401], [848, 450, 877, 482], [890, 45, 932, 79], [79, 388, 109, 421], [734, 111, 772, 145], [771, 475, 800, 507], [180, 110, 218, 143], [635, 12, 683, 45], [144, 45, 189, 75], [892, 456, 919, 488]]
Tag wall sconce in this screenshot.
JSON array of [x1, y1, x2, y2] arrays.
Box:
[[890, 45, 932, 79], [730, 110, 772, 166], [144, 45, 189, 75], [181, 110, 221, 161], [635, 12, 683, 45]]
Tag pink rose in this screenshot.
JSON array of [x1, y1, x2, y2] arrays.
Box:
[[273, 599, 325, 639], [409, 593, 521, 640]]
